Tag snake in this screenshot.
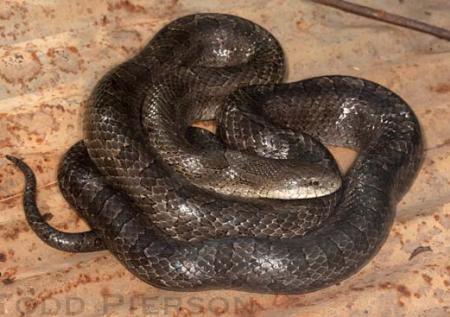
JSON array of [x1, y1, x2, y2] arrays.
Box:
[[7, 13, 423, 294]]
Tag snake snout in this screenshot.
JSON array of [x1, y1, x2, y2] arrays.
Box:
[[267, 165, 342, 200], [308, 170, 342, 198]]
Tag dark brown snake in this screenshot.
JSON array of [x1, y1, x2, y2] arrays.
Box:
[[7, 13, 423, 293]]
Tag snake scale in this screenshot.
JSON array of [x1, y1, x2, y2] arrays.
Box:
[[7, 13, 423, 293]]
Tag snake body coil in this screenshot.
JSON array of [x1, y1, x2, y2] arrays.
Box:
[[8, 13, 423, 293]]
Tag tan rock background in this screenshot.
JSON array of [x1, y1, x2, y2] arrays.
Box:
[[1, 1, 450, 316]]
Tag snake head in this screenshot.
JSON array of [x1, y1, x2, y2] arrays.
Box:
[[257, 162, 343, 200], [222, 150, 342, 200]]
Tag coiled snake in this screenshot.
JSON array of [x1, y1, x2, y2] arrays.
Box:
[[7, 13, 423, 293]]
